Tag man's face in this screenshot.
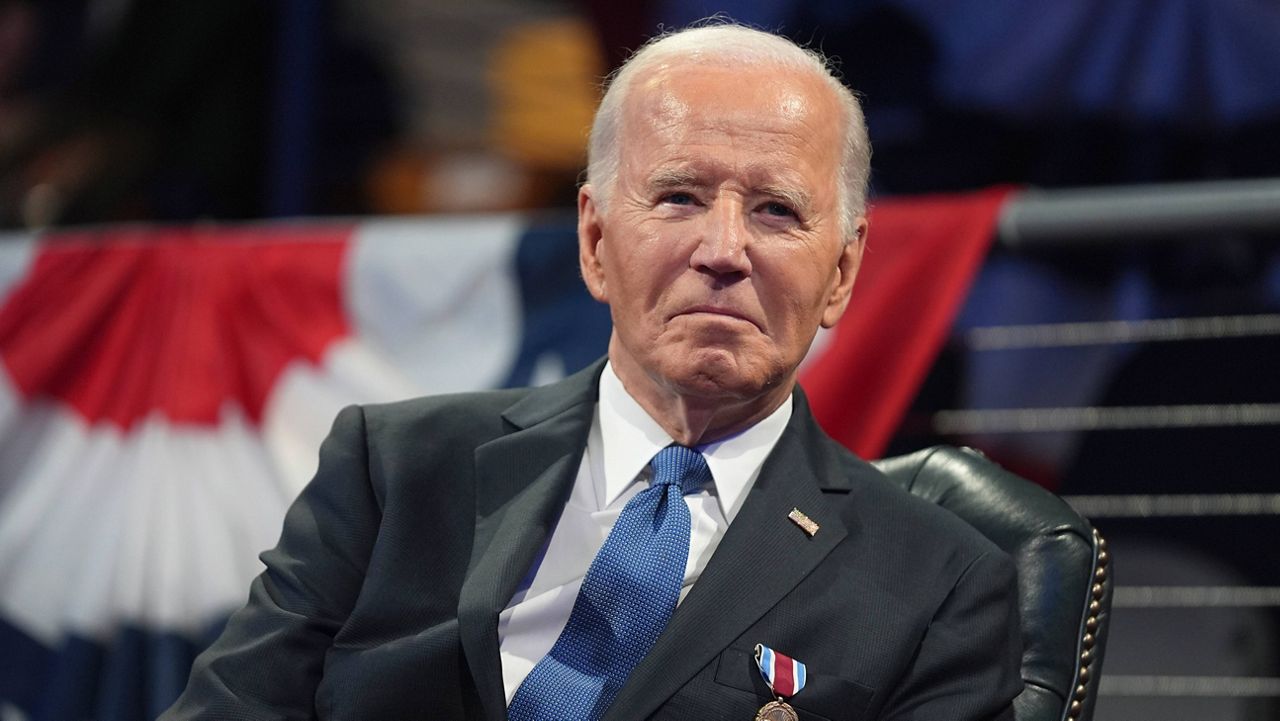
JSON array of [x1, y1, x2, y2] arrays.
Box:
[[579, 62, 866, 406]]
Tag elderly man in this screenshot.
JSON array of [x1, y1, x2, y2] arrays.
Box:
[[164, 22, 1021, 721]]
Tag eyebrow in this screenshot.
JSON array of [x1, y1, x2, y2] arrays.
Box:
[[756, 182, 812, 212], [645, 167, 814, 211], [647, 168, 704, 190]]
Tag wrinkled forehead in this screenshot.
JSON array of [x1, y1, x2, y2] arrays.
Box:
[[611, 61, 845, 201]]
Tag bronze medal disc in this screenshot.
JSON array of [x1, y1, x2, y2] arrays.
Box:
[[755, 699, 799, 721]]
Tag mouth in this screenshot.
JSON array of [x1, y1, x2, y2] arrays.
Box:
[[675, 304, 761, 330]]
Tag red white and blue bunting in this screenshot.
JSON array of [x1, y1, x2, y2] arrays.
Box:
[[0, 190, 1006, 719]]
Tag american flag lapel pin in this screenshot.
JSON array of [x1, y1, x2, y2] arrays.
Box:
[[787, 508, 819, 537]]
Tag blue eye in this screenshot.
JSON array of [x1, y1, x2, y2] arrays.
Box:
[[762, 201, 795, 217], [663, 192, 695, 205]]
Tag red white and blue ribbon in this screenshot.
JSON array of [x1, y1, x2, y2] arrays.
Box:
[[754, 643, 807, 699]]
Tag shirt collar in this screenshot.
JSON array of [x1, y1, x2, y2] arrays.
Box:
[[596, 361, 792, 522]]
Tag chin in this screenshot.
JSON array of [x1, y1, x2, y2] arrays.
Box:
[[655, 347, 782, 401]]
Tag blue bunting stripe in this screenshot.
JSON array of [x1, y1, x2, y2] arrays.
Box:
[[0, 615, 227, 721]]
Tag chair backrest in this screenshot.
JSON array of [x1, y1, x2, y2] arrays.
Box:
[[873, 446, 1111, 721]]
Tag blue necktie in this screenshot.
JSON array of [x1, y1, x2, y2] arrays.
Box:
[[508, 445, 711, 721]]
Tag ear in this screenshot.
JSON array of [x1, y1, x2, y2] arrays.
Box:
[[578, 185, 610, 303], [820, 216, 868, 329]]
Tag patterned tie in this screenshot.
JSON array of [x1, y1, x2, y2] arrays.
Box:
[[508, 445, 711, 721]]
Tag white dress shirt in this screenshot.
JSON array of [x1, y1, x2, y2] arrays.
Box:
[[497, 362, 792, 702]]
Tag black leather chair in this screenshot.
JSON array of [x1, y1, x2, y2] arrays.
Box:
[[873, 446, 1112, 721]]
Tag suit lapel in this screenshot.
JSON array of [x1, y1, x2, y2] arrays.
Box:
[[456, 362, 603, 721], [604, 393, 854, 721]]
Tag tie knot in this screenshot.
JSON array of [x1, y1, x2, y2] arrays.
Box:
[[650, 445, 712, 495]]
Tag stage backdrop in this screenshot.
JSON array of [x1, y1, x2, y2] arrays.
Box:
[[0, 188, 1007, 721]]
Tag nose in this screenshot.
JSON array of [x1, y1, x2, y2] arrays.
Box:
[[689, 200, 752, 280]]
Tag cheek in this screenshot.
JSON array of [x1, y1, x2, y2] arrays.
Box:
[[605, 253, 668, 322], [624, 240, 688, 297], [765, 265, 837, 334]]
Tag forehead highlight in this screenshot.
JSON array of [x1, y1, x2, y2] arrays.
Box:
[[619, 64, 837, 156], [629, 62, 829, 125]]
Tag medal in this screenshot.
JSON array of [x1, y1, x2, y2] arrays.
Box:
[[753, 643, 806, 721], [754, 699, 799, 721]]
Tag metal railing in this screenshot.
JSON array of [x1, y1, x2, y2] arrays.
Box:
[[998, 178, 1280, 246]]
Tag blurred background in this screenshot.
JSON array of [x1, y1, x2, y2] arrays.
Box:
[[1, 0, 1279, 719]]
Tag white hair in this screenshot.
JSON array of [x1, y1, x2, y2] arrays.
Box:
[[586, 21, 872, 237]]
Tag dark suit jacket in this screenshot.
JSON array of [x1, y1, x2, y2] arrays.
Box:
[[164, 359, 1021, 720]]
